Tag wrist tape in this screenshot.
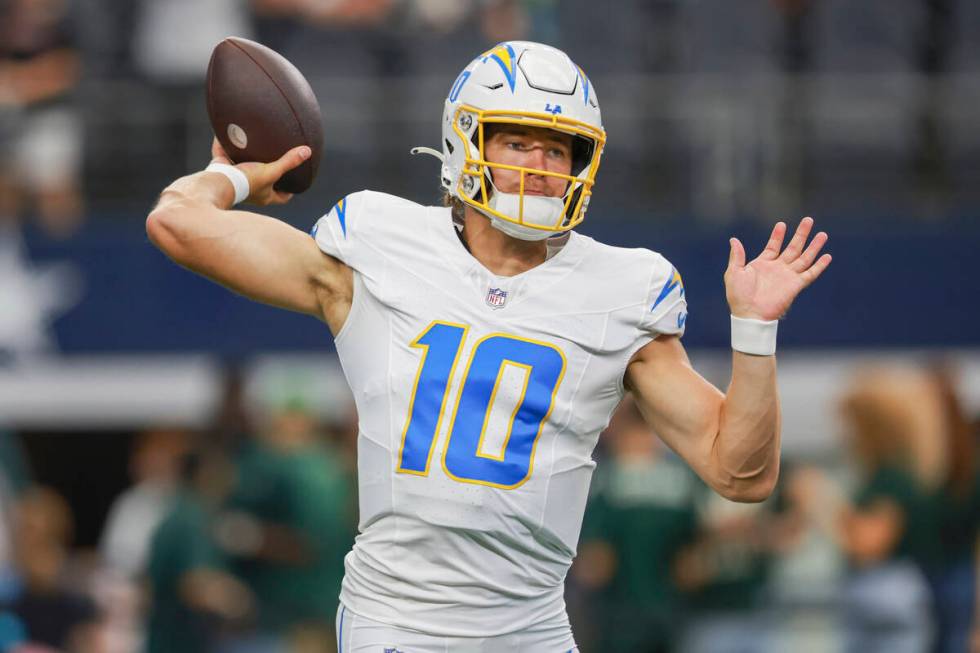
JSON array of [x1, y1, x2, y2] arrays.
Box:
[[205, 162, 250, 205], [731, 315, 778, 356]]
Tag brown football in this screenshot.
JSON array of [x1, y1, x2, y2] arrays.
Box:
[[206, 37, 324, 194]]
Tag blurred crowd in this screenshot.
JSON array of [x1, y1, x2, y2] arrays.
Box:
[[0, 361, 973, 652], [0, 369, 358, 653], [3, 0, 980, 238], [1, 1, 978, 652], [0, 0, 83, 237], [567, 361, 980, 653], [0, 0, 571, 237]]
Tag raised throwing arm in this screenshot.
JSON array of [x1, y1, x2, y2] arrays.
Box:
[[146, 140, 353, 334]]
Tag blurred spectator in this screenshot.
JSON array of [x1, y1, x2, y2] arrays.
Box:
[[299, 0, 395, 27], [409, 0, 476, 34], [830, 366, 944, 653], [476, 0, 561, 45], [573, 397, 699, 653], [145, 446, 252, 653], [480, 0, 529, 43], [250, 0, 304, 54], [0, 486, 103, 652], [128, 0, 252, 181], [912, 0, 954, 202], [215, 396, 354, 652], [766, 0, 814, 218], [0, 0, 83, 238], [925, 362, 979, 653], [99, 428, 189, 579], [0, 432, 32, 604], [973, 412, 980, 653], [0, 433, 32, 499], [96, 431, 188, 653], [211, 364, 256, 452], [674, 494, 779, 653]]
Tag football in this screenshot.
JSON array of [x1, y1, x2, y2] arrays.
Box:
[[206, 37, 324, 194]]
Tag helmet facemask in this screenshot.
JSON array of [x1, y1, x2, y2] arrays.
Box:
[[451, 105, 604, 241], [417, 42, 606, 241]]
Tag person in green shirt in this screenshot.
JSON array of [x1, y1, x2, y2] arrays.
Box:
[[924, 364, 979, 653], [215, 398, 355, 651], [672, 479, 784, 653], [833, 371, 937, 653], [145, 447, 252, 653], [574, 398, 700, 653]]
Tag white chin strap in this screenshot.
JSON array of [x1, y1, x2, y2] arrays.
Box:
[[481, 191, 566, 241]]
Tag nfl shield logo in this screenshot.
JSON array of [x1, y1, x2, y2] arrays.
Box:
[[486, 287, 508, 309]]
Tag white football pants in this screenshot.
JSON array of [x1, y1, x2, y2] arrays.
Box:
[[335, 603, 578, 653]]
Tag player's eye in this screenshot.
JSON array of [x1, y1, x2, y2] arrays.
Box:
[[548, 147, 568, 159]]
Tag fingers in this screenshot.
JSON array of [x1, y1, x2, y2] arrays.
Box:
[[728, 237, 746, 270], [269, 145, 312, 180], [760, 222, 786, 260], [780, 217, 814, 262], [241, 145, 310, 204], [792, 230, 829, 272], [801, 253, 832, 286]]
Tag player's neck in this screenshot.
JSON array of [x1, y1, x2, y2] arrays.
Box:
[[459, 209, 547, 277]]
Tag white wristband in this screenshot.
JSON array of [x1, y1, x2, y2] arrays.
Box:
[[731, 315, 778, 356], [205, 162, 250, 205]]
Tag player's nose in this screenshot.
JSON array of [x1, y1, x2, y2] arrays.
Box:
[[525, 146, 547, 172]]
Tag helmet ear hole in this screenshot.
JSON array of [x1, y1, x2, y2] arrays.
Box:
[[563, 185, 585, 226], [572, 136, 594, 176], [472, 123, 492, 152]]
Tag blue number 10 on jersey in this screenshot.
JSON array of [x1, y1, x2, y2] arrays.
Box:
[[397, 321, 566, 489]]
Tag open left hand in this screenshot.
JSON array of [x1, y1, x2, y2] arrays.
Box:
[[725, 217, 831, 321]]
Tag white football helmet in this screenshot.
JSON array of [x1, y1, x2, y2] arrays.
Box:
[[414, 41, 606, 241]]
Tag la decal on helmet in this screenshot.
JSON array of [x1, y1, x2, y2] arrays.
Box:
[[413, 41, 606, 241]]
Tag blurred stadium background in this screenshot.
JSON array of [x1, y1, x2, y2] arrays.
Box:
[[1, 0, 979, 651]]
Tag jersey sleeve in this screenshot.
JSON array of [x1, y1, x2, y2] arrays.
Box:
[[640, 254, 688, 338], [310, 190, 371, 270]]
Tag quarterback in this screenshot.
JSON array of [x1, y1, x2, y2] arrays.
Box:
[[147, 42, 830, 652]]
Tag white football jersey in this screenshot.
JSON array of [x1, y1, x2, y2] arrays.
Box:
[[311, 191, 687, 637]]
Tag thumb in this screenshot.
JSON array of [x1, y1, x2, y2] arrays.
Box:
[[211, 137, 232, 164], [269, 145, 311, 178], [728, 237, 746, 269]]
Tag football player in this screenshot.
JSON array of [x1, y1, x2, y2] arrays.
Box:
[[147, 41, 830, 652]]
